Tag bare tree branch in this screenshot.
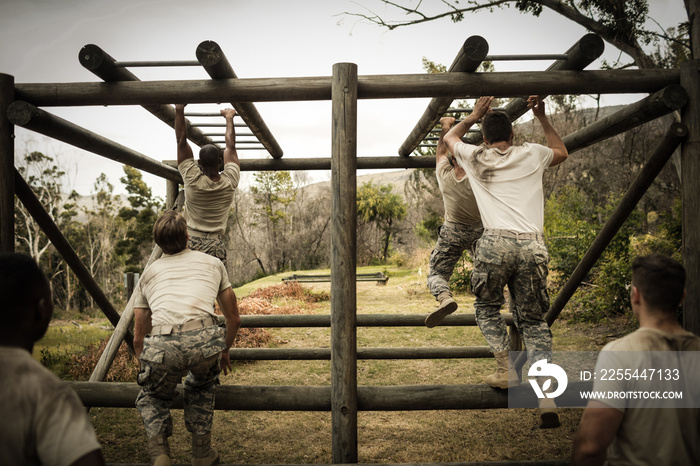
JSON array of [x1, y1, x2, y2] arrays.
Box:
[[341, 0, 689, 68]]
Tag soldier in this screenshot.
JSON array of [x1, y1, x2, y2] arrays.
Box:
[[572, 255, 700, 465], [424, 116, 483, 328], [175, 104, 240, 263], [0, 253, 105, 466], [133, 211, 241, 466], [444, 95, 568, 427]]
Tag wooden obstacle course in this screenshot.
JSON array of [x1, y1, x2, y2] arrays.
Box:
[[1, 31, 699, 464]]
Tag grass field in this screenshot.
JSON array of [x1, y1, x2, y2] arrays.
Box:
[[38, 264, 631, 464]]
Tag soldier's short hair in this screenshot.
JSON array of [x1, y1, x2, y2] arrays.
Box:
[[482, 111, 512, 144], [198, 144, 220, 170], [0, 253, 51, 323], [153, 211, 188, 255], [632, 254, 685, 314]]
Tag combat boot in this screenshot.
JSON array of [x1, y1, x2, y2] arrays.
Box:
[[538, 391, 561, 428], [192, 433, 219, 466], [147, 434, 171, 466], [484, 351, 520, 389], [425, 292, 458, 328]]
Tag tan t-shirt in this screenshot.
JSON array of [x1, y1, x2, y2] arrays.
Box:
[[133, 249, 232, 327], [179, 158, 240, 235], [0, 347, 102, 466], [453, 142, 553, 233], [436, 158, 481, 226], [592, 327, 700, 465]]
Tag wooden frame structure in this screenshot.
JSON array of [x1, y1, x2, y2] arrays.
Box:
[[1, 31, 699, 465]]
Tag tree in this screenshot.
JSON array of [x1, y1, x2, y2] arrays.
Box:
[[342, 0, 690, 69], [116, 166, 162, 273], [357, 181, 407, 262], [250, 170, 297, 272], [15, 150, 78, 262], [82, 173, 127, 306]]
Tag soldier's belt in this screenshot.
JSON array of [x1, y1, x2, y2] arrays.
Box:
[[187, 228, 222, 240], [151, 315, 218, 335], [483, 229, 543, 241]]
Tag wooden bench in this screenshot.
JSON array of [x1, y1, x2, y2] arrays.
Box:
[[282, 272, 389, 285]]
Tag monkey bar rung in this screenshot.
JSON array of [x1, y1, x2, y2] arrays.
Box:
[[113, 60, 201, 67]]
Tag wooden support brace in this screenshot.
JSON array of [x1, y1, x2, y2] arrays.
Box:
[[545, 122, 688, 326], [196, 40, 284, 158], [14, 169, 133, 348], [90, 190, 184, 382], [563, 84, 688, 154], [7, 101, 182, 184], [398, 36, 489, 156]]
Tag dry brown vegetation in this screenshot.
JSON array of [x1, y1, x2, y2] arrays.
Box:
[[85, 267, 626, 464]]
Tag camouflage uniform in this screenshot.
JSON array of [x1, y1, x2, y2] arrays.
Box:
[[188, 235, 227, 263], [136, 325, 226, 438], [427, 222, 483, 299], [471, 233, 552, 363]]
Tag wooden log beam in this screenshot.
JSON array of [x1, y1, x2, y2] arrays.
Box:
[[0, 74, 13, 253], [14, 169, 134, 348], [227, 346, 493, 361], [545, 122, 688, 326], [67, 380, 592, 411], [563, 84, 688, 154], [235, 313, 514, 327], [196, 40, 284, 159], [14, 69, 680, 106], [681, 59, 700, 335], [331, 62, 358, 464], [398, 36, 489, 156], [464, 34, 605, 145], [162, 156, 436, 171], [78, 44, 218, 150], [7, 101, 183, 184]]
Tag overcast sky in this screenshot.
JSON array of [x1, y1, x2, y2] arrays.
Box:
[[0, 0, 688, 198]]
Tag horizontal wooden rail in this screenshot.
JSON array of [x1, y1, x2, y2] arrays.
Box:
[[68, 381, 591, 411], [228, 346, 493, 360], [105, 461, 568, 466], [231, 313, 514, 328], [14, 69, 679, 106]]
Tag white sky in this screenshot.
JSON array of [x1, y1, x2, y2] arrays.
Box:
[[0, 0, 688, 198]]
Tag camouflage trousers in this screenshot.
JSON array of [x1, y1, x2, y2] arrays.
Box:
[[188, 236, 227, 263], [136, 325, 226, 438], [471, 234, 552, 363], [427, 222, 483, 299]]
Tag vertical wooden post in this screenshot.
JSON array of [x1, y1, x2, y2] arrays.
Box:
[[166, 178, 179, 210], [125, 272, 136, 301], [681, 59, 700, 335], [0, 74, 14, 253], [330, 62, 358, 464]]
